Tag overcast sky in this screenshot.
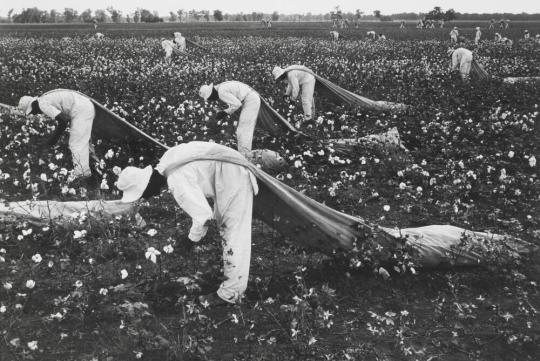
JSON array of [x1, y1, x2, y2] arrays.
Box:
[[2, 0, 539, 17]]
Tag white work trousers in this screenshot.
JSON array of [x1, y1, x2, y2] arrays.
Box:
[[68, 102, 95, 178], [300, 79, 316, 120], [236, 92, 261, 157], [214, 163, 255, 303], [460, 60, 472, 80]]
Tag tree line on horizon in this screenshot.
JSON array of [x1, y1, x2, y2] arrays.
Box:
[[2, 6, 540, 24]]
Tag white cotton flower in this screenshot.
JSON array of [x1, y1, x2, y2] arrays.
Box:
[[508, 150, 515, 158], [113, 166, 122, 175], [416, 186, 423, 193], [529, 156, 536, 167], [147, 229, 158, 236], [163, 244, 174, 254], [100, 179, 109, 190], [74, 280, 83, 288], [22, 228, 33, 236], [4, 282, 12, 290], [26, 280, 36, 289], [0, 305, 6, 313], [120, 269, 128, 279], [73, 230, 87, 239], [383, 205, 390, 212], [40, 173, 47, 181], [31, 253, 42, 263], [145, 247, 161, 263], [105, 149, 115, 159], [99, 288, 108, 296], [399, 182, 406, 190], [27, 341, 38, 350]]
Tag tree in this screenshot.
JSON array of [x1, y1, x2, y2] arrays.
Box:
[[94, 9, 110, 23], [63, 8, 78, 23], [444, 9, 456, 21], [107, 7, 122, 23], [203, 10, 210, 22], [373, 10, 381, 19], [80, 9, 93, 23], [213, 9, 223, 21], [13, 8, 43, 23], [133, 10, 140, 23], [271, 11, 279, 21], [7, 8, 14, 22], [176, 9, 184, 22], [169, 11, 177, 22], [139, 9, 162, 23], [355, 9, 363, 19], [49, 9, 59, 23]]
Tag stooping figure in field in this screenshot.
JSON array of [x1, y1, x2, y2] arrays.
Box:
[[173, 32, 186, 51], [199, 81, 261, 156], [378, 33, 386, 41], [272, 65, 316, 121], [475, 27, 482, 44], [449, 27, 459, 43], [448, 47, 473, 81], [161, 39, 175, 62], [366, 30, 377, 40], [117, 141, 259, 307], [18, 90, 96, 181], [94, 32, 104, 40], [329, 31, 340, 41], [523, 30, 530, 40], [494, 32, 502, 42], [400, 20, 405, 29], [489, 19, 495, 29]]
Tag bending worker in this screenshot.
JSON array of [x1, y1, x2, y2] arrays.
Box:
[[173, 32, 186, 51], [117, 141, 258, 307], [272, 65, 316, 121], [199, 81, 260, 156], [448, 47, 473, 81], [18, 89, 96, 182]]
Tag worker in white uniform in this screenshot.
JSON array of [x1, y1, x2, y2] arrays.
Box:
[[18, 90, 96, 181], [448, 47, 473, 81], [173, 32, 186, 51], [329, 31, 340, 41], [116, 141, 258, 307], [474, 27, 482, 44], [199, 81, 261, 157], [272, 65, 316, 121], [449, 27, 459, 43], [161, 39, 175, 62]]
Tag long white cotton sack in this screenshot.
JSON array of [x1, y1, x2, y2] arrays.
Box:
[[0, 199, 146, 227]]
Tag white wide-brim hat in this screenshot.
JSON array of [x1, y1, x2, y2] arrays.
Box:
[[18, 96, 37, 115], [476, 27, 480, 30], [272, 66, 285, 81], [199, 83, 213, 101], [117, 165, 153, 203]]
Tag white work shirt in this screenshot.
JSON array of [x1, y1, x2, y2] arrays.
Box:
[[156, 142, 258, 242], [451, 48, 473, 70], [284, 67, 316, 100], [215, 81, 256, 115], [37, 90, 89, 119], [174, 36, 186, 50]]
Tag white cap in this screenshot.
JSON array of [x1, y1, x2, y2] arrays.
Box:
[[18, 96, 37, 115], [117, 165, 153, 203], [199, 84, 213, 101], [272, 66, 286, 81], [476, 27, 480, 30]]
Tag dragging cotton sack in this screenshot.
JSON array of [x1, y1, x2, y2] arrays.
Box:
[[0, 199, 146, 228]]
